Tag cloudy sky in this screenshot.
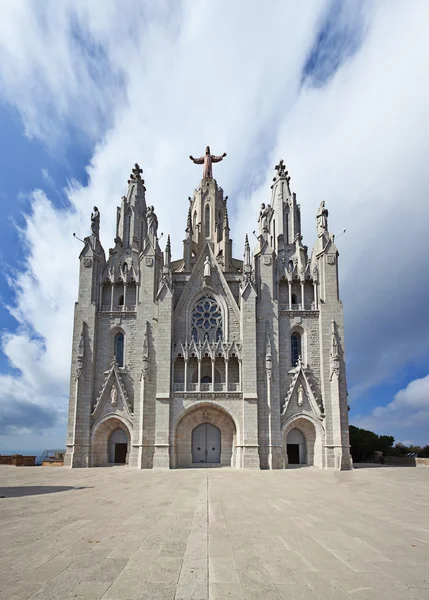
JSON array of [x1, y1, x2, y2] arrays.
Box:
[[0, 0, 428, 453]]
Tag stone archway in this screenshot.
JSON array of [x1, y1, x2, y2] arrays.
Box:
[[174, 405, 236, 468], [283, 416, 321, 468], [91, 416, 131, 466]]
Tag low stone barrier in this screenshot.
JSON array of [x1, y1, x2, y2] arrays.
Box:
[[383, 456, 429, 467], [0, 455, 36, 466]]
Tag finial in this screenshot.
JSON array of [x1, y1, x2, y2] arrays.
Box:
[[223, 204, 229, 229], [128, 163, 144, 185], [274, 159, 291, 183], [186, 205, 193, 234], [166, 234, 171, 254]]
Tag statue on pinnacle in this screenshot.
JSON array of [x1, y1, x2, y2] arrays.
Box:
[[189, 146, 227, 179]]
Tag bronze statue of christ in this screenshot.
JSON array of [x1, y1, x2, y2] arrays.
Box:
[[189, 146, 227, 179]]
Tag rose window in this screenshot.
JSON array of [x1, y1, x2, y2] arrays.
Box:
[[191, 295, 222, 342]]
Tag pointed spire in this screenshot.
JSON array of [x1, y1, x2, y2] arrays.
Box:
[[244, 234, 251, 267], [186, 205, 193, 236], [164, 234, 171, 268], [223, 203, 229, 230]]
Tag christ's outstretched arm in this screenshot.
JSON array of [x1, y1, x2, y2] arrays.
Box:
[[211, 152, 227, 163], [189, 155, 204, 164]]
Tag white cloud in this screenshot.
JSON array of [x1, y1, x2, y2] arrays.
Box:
[[0, 1, 429, 447], [353, 374, 429, 446]]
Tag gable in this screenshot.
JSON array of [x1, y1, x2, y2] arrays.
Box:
[[173, 243, 240, 342], [92, 359, 133, 423]]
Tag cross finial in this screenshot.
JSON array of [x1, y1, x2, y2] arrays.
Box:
[[132, 163, 143, 180], [274, 159, 291, 182]]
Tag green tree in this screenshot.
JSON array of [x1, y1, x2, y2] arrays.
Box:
[[349, 425, 394, 462]]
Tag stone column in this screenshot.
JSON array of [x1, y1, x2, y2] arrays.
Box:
[[211, 358, 215, 391], [184, 359, 188, 391]]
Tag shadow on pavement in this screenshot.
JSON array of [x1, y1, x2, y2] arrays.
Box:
[[0, 486, 90, 498], [353, 463, 389, 469]]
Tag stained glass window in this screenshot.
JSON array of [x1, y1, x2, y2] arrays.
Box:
[[191, 295, 222, 342], [115, 332, 124, 367], [291, 333, 301, 367]]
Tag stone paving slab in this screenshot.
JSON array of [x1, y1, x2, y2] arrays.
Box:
[[0, 465, 428, 599]]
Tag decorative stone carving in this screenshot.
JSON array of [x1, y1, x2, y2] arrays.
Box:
[[327, 255, 336, 265], [110, 384, 118, 405], [76, 322, 86, 379], [258, 203, 271, 233], [330, 320, 340, 381], [189, 146, 227, 179], [297, 384, 304, 407], [83, 257, 91, 268], [202, 410, 211, 422], [316, 201, 328, 237], [91, 206, 100, 237], [142, 321, 150, 380], [146, 206, 158, 237], [265, 323, 272, 380], [203, 256, 211, 278]]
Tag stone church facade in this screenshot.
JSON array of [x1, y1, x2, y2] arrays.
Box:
[[64, 152, 352, 470]]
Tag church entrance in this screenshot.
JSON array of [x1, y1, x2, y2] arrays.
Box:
[[114, 443, 127, 464], [108, 427, 129, 464], [192, 423, 221, 464], [286, 427, 306, 465], [287, 444, 300, 464]]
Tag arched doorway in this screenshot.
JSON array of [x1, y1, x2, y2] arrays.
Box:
[[91, 416, 131, 466], [286, 428, 305, 464], [173, 404, 237, 468], [283, 416, 322, 468], [109, 427, 128, 464], [192, 423, 221, 463]]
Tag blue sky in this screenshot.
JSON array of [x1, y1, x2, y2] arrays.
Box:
[[0, 0, 428, 453]]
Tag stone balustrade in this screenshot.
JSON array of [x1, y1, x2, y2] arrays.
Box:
[[172, 382, 241, 392], [100, 305, 136, 313]]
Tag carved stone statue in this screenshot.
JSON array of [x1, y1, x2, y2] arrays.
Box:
[[329, 320, 340, 381], [297, 384, 304, 407], [316, 201, 328, 237], [146, 206, 158, 237], [204, 256, 211, 278], [258, 203, 271, 233], [110, 384, 118, 405], [189, 146, 227, 179], [91, 206, 100, 237]]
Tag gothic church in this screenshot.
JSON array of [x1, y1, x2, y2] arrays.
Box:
[[64, 149, 352, 470]]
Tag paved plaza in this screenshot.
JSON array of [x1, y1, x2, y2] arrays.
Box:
[[0, 465, 428, 600]]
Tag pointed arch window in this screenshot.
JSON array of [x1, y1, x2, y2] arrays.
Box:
[[205, 204, 210, 238], [114, 332, 124, 367], [126, 214, 132, 247], [291, 293, 298, 305], [291, 333, 301, 367]]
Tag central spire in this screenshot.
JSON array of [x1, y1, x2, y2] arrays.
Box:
[[189, 145, 227, 179]]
